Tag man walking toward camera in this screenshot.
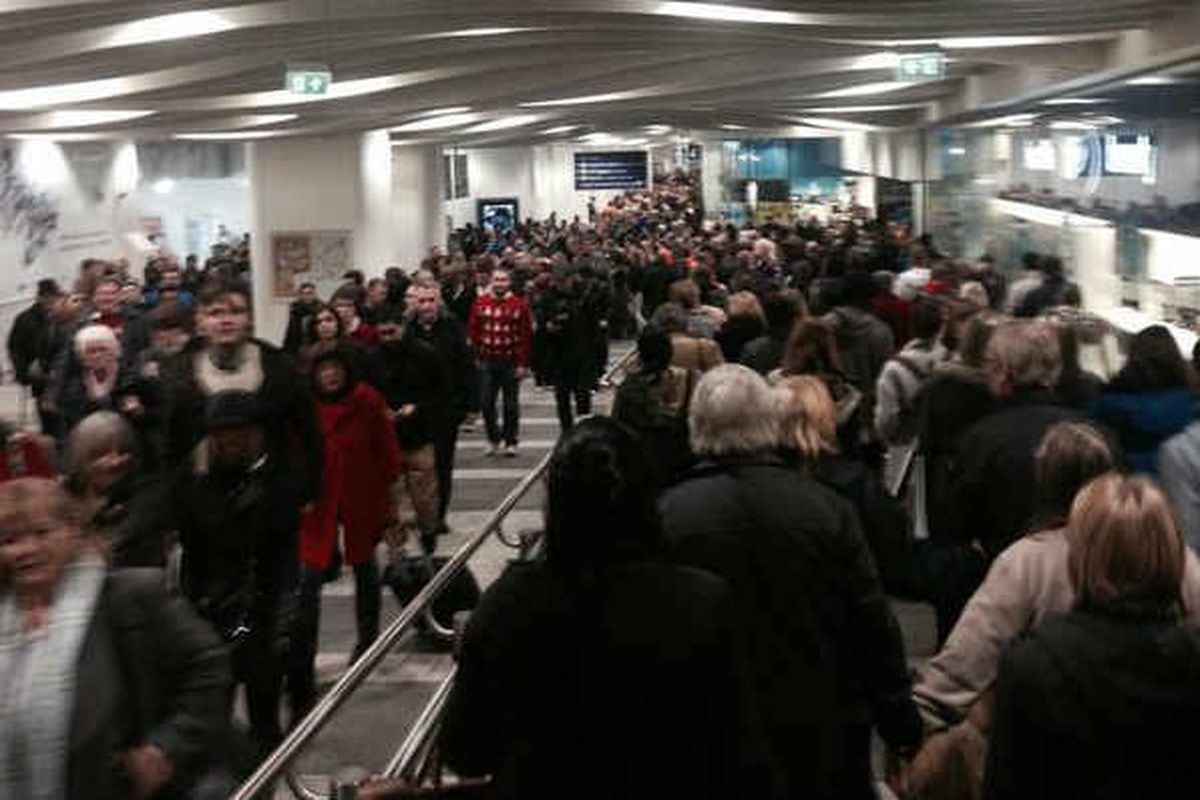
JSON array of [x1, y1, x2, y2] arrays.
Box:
[[467, 269, 533, 457]]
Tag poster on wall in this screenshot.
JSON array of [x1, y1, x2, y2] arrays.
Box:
[[575, 151, 649, 190], [271, 230, 353, 297], [477, 198, 519, 234], [0, 146, 61, 303]]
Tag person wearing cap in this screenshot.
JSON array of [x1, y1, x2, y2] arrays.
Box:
[[176, 389, 297, 756], [7, 278, 61, 431]]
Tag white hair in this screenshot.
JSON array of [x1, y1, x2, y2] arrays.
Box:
[[74, 324, 120, 359], [689, 364, 781, 458], [64, 411, 136, 482]]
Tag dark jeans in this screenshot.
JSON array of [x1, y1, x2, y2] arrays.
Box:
[[231, 603, 286, 753], [554, 385, 593, 431], [289, 561, 381, 722], [433, 424, 459, 524], [479, 361, 519, 445]]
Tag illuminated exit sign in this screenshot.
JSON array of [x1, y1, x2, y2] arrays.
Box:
[[287, 65, 332, 95], [897, 53, 945, 81]]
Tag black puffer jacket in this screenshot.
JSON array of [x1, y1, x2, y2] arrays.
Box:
[[986, 608, 1200, 800], [660, 455, 921, 800]]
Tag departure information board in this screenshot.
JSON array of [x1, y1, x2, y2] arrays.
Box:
[[574, 151, 649, 190]]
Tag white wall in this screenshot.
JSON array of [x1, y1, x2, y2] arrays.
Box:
[[126, 176, 250, 262]]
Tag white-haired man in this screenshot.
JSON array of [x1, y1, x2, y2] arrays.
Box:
[[660, 364, 921, 800]]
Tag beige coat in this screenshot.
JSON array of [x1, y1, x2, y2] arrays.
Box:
[[913, 527, 1200, 732]]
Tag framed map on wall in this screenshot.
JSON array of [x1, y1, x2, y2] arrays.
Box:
[[271, 229, 352, 297]]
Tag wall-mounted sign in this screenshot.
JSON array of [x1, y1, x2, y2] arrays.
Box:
[[286, 65, 332, 95], [575, 151, 649, 190], [896, 53, 945, 82]]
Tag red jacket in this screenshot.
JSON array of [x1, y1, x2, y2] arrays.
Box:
[[467, 292, 533, 367], [300, 383, 401, 568]]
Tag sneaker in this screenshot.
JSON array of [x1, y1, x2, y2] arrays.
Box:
[[486, 442, 501, 457], [502, 443, 519, 458]]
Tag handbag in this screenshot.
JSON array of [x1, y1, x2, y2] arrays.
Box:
[[383, 553, 481, 634]]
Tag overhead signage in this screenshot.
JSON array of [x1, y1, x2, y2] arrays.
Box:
[[575, 151, 649, 190], [896, 53, 945, 82], [287, 64, 332, 95]]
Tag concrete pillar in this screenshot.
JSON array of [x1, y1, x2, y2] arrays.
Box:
[[391, 143, 444, 268], [248, 130, 405, 345]]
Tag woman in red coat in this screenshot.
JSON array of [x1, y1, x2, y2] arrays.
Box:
[[297, 349, 401, 687]]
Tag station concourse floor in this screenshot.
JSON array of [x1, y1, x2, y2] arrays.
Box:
[[0, 353, 936, 797]]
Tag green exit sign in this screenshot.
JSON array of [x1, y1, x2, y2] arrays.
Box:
[[897, 53, 946, 82], [287, 66, 332, 95]]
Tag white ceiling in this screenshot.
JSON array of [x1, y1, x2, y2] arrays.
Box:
[[0, 0, 1188, 146]]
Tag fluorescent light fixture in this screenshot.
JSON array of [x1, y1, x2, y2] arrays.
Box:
[[459, 114, 542, 134], [1042, 97, 1108, 106], [104, 11, 235, 48], [847, 52, 901, 71], [417, 27, 534, 39], [7, 132, 112, 142], [1127, 75, 1181, 86], [814, 81, 911, 99], [152, 178, 175, 195], [802, 103, 924, 113], [390, 112, 483, 132], [654, 2, 822, 25], [1049, 121, 1097, 131], [521, 89, 654, 107], [1088, 115, 1125, 125], [0, 77, 132, 111], [967, 113, 1038, 128], [542, 125, 581, 135], [36, 109, 154, 128], [829, 32, 1114, 49], [410, 106, 472, 118], [947, 146, 966, 156], [174, 130, 290, 141], [229, 113, 298, 128], [793, 116, 876, 132], [720, 123, 748, 130]]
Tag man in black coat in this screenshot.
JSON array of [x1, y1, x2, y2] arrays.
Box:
[[660, 364, 921, 800], [378, 320, 449, 552], [6, 278, 61, 430], [405, 284, 476, 532], [935, 319, 1080, 641], [282, 281, 320, 355], [163, 279, 321, 751]]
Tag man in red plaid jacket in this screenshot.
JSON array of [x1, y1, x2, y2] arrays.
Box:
[[467, 269, 533, 456]]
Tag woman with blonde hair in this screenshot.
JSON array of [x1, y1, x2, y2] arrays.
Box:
[[985, 474, 1200, 799], [776, 375, 907, 593]]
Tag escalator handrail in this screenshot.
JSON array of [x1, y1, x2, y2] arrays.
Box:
[[230, 346, 638, 799]]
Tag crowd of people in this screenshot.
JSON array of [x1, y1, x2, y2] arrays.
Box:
[[6, 175, 1200, 798]]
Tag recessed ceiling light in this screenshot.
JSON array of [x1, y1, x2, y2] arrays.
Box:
[[390, 113, 483, 132], [522, 89, 655, 107], [814, 81, 912, 99], [460, 114, 542, 134], [542, 125, 582, 135], [654, 2, 822, 25], [1042, 97, 1108, 106], [104, 11, 235, 48]]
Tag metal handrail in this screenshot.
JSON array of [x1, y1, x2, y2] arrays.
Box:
[[230, 344, 638, 799], [382, 665, 458, 780]]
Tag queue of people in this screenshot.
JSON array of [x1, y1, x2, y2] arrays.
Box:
[[6, 175, 1200, 799]]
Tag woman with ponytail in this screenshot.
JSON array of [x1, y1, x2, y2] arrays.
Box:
[[440, 416, 778, 800]]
